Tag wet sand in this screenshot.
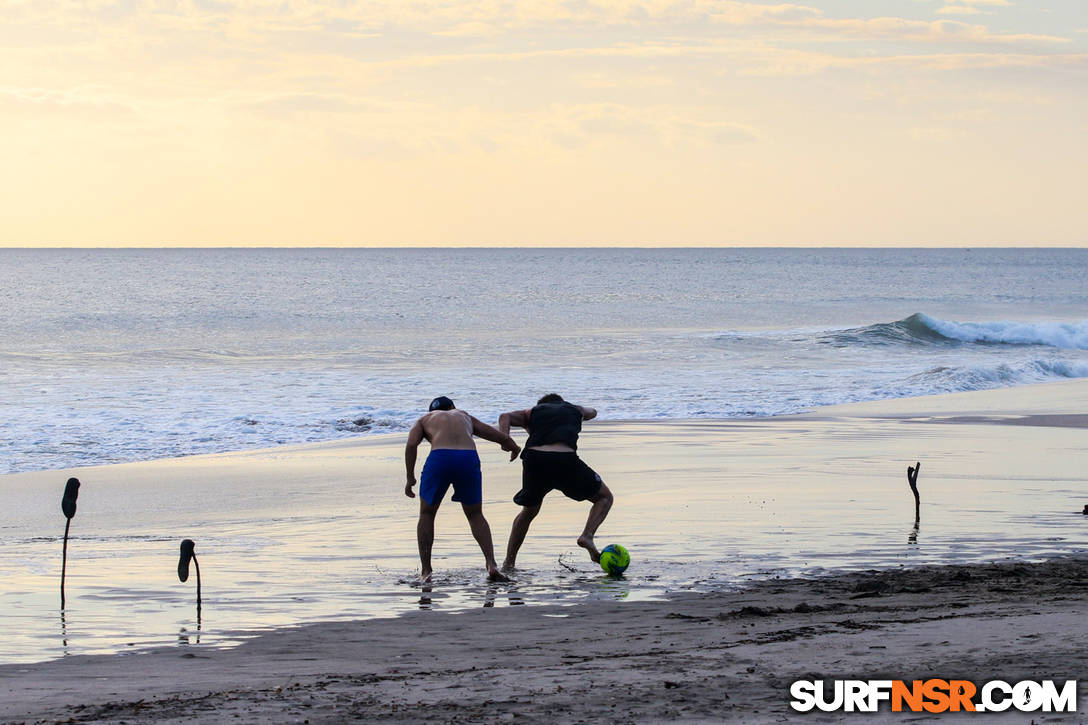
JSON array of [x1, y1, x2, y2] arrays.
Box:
[[2, 558, 1086, 723], [2, 379, 1087, 722]]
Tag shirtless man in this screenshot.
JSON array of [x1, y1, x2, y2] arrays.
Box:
[[405, 396, 521, 582], [498, 394, 614, 569]]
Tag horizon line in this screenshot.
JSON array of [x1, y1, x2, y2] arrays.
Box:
[[2, 243, 1087, 250]]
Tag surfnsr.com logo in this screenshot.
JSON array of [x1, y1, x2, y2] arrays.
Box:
[[790, 679, 1078, 713]]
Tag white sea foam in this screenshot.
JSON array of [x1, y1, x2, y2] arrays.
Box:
[[878, 358, 1088, 398], [7, 349, 1087, 475], [916, 313, 1088, 350]]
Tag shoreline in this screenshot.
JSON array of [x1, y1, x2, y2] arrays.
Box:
[[5, 378, 1088, 479], [2, 557, 1086, 723]]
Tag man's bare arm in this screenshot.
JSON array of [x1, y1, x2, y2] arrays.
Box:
[[471, 416, 521, 461], [498, 409, 531, 436], [578, 405, 597, 421], [404, 420, 424, 497]]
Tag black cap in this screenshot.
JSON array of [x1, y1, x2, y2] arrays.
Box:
[[178, 539, 196, 583], [429, 396, 455, 411], [62, 477, 80, 519]]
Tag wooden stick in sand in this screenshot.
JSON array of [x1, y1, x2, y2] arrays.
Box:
[[906, 462, 921, 522], [178, 539, 202, 624], [60, 477, 81, 609]]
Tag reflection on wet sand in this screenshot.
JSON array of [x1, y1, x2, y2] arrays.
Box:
[[178, 625, 201, 646], [596, 575, 630, 601], [59, 610, 68, 654], [482, 583, 525, 609]]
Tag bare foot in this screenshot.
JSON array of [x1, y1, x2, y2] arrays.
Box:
[[415, 571, 432, 585], [501, 560, 516, 572], [577, 535, 601, 563], [487, 567, 511, 583]]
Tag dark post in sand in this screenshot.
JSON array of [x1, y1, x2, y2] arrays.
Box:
[[906, 462, 921, 522], [178, 539, 202, 623], [60, 477, 80, 609]]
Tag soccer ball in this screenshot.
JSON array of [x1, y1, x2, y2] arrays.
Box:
[[599, 544, 630, 575]]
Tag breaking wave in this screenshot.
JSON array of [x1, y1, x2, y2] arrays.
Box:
[[875, 359, 1088, 399], [824, 313, 1088, 350]]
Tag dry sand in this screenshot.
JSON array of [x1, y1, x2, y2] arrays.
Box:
[[3, 380, 1088, 723]]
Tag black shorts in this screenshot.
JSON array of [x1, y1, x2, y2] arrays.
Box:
[[514, 450, 603, 508]]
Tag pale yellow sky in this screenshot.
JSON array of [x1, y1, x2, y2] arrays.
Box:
[[1, 0, 1085, 246]]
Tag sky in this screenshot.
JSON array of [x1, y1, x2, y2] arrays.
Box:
[[0, 0, 1085, 246]]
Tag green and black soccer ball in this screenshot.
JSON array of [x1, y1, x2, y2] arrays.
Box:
[[599, 544, 630, 576]]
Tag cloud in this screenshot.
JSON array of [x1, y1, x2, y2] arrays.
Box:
[[759, 15, 1068, 45], [937, 6, 982, 16], [738, 50, 1087, 75], [565, 103, 760, 147], [0, 85, 135, 117], [431, 21, 499, 37], [245, 92, 374, 115], [909, 126, 958, 141], [0, 1, 1064, 46], [936, 0, 1012, 16], [352, 43, 1088, 77], [0, 0, 1082, 154], [238, 97, 761, 159]]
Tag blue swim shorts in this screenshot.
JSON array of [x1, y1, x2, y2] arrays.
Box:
[[420, 449, 482, 506]]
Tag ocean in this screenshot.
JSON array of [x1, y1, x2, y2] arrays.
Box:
[[3, 247, 1087, 475]]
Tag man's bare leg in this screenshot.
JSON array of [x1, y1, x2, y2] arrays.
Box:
[[462, 503, 510, 582], [577, 483, 613, 563], [416, 499, 439, 582], [502, 504, 541, 570]]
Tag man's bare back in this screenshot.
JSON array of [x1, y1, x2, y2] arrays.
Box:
[[418, 409, 476, 450]]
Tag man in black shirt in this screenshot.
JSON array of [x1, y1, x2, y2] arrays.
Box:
[[498, 394, 614, 569]]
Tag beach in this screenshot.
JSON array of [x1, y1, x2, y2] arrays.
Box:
[[2, 558, 1087, 724], [2, 380, 1086, 722]]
